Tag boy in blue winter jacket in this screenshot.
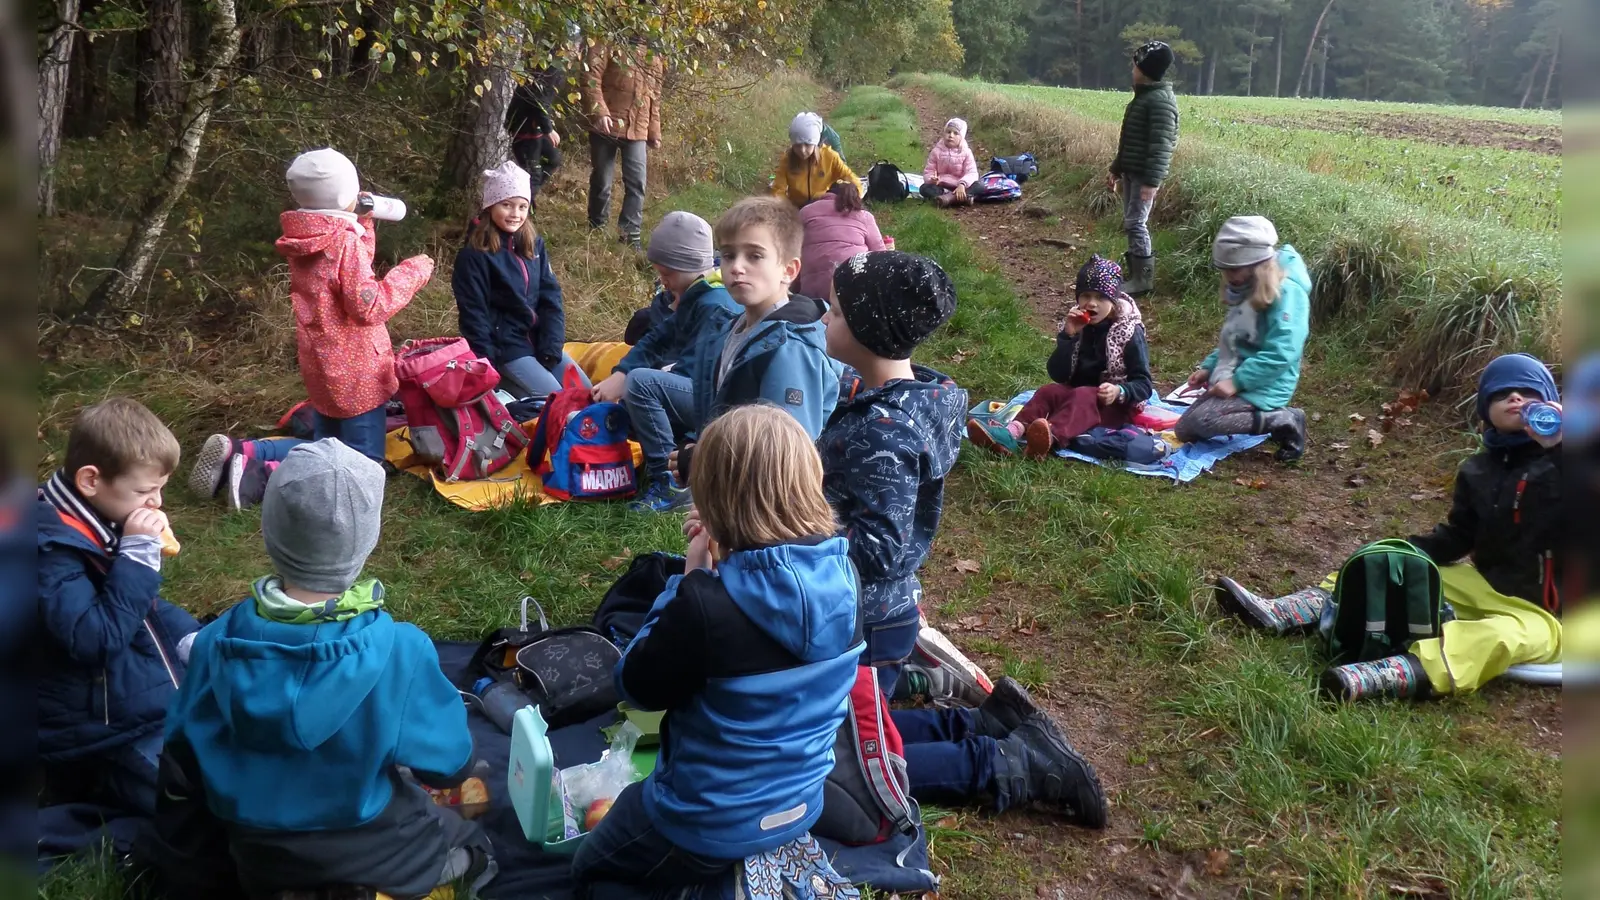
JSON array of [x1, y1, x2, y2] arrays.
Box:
[[573, 405, 861, 893], [37, 398, 197, 818], [155, 440, 493, 898]]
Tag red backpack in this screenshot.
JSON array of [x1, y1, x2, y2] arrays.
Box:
[[813, 666, 917, 845], [394, 338, 529, 482]]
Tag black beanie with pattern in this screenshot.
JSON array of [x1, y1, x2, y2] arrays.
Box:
[[832, 251, 957, 360]]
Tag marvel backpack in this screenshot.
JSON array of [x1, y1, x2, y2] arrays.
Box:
[[394, 338, 530, 482], [526, 368, 637, 501], [1324, 539, 1445, 665], [990, 153, 1038, 182], [971, 171, 1023, 203], [865, 160, 910, 203]]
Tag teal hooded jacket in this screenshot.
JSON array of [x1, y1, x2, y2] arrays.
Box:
[[1200, 245, 1312, 411]]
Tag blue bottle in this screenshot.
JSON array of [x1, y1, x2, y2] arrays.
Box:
[[1522, 401, 1561, 437], [474, 676, 531, 735]]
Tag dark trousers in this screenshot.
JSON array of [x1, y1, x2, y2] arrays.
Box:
[[862, 612, 921, 700], [1018, 383, 1129, 446], [893, 708, 998, 808], [588, 135, 648, 239], [571, 781, 738, 899], [512, 135, 563, 200]]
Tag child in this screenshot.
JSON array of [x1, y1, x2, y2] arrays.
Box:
[[772, 112, 859, 209], [588, 212, 739, 512], [1106, 41, 1179, 295], [454, 160, 589, 401], [573, 405, 860, 893], [920, 117, 979, 208], [1214, 353, 1564, 702], [37, 398, 198, 818], [157, 440, 493, 897], [968, 255, 1153, 459], [798, 180, 885, 300], [504, 68, 564, 205], [278, 148, 433, 461]]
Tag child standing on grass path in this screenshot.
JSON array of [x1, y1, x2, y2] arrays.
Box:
[[920, 117, 979, 208], [1107, 41, 1179, 295]]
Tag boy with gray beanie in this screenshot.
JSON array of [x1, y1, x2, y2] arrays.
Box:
[[591, 211, 740, 512], [155, 439, 494, 898]]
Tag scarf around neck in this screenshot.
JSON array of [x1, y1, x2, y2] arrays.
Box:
[[253, 575, 385, 625], [1070, 294, 1143, 397]]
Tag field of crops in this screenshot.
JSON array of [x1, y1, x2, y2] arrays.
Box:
[[989, 83, 1562, 233]]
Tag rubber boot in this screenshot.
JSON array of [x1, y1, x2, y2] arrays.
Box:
[[1213, 577, 1328, 635], [1121, 253, 1155, 296], [1320, 653, 1431, 703], [972, 676, 1043, 738], [1257, 406, 1308, 462], [992, 719, 1108, 828]]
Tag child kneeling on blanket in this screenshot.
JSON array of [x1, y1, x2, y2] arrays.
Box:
[[1213, 353, 1563, 702], [574, 405, 860, 894], [156, 439, 494, 898], [969, 255, 1154, 459]]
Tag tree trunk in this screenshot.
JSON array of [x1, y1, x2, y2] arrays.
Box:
[[1539, 39, 1558, 108], [1295, 0, 1336, 98], [39, 0, 81, 217], [443, 15, 521, 192], [1518, 49, 1544, 108], [135, 0, 186, 126], [1274, 18, 1283, 96], [1074, 0, 1083, 88], [81, 0, 240, 319], [1205, 52, 1217, 94], [1318, 33, 1329, 97]]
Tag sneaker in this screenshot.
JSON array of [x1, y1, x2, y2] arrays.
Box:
[[620, 232, 643, 252], [188, 433, 238, 499], [1022, 418, 1053, 460], [226, 454, 270, 511], [899, 660, 991, 709], [628, 476, 690, 513], [966, 418, 1019, 455], [1320, 653, 1429, 703]]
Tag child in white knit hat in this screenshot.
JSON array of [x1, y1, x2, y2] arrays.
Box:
[[452, 159, 589, 400]]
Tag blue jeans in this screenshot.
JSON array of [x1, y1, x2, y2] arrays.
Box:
[[892, 708, 997, 808], [313, 405, 390, 463], [623, 368, 697, 481], [571, 781, 737, 898], [499, 353, 591, 401], [248, 436, 307, 463]]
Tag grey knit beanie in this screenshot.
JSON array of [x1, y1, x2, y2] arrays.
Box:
[[1212, 215, 1279, 269], [789, 112, 824, 146], [646, 211, 716, 273], [262, 439, 385, 594]]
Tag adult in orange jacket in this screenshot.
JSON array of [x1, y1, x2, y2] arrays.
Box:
[[583, 38, 665, 250]]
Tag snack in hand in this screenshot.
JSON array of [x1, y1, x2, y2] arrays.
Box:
[[159, 526, 181, 557]]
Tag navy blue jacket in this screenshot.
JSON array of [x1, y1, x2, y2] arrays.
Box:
[[617, 537, 861, 859], [820, 366, 968, 627], [615, 276, 740, 387], [452, 229, 566, 368], [36, 497, 198, 761], [693, 294, 843, 439]]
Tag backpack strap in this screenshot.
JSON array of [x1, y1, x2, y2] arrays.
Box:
[[851, 667, 917, 837]]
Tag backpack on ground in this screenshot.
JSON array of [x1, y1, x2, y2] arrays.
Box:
[[990, 153, 1038, 182], [866, 160, 910, 203], [471, 597, 623, 729], [526, 368, 638, 501], [971, 171, 1023, 203], [814, 666, 918, 846], [593, 552, 687, 647], [1324, 539, 1444, 665], [394, 337, 530, 482]]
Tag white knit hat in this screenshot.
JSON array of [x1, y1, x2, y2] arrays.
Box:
[[945, 118, 968, 139], [286, 148, 361, 212], [481, 160, 532, 210], [1212, 215, 1279, 268], [789, 112, 824, 146]]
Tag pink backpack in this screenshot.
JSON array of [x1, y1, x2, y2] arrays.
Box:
[[394, 338, 529, 482]]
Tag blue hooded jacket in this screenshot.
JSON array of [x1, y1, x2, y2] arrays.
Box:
[[614, 275, 740, 387], [452, 228, 567, 368], [692, 294, 844, 439], [165, 597, 473, 831], [1199, 245, 1312, 411], [615, 537, 862, 859]]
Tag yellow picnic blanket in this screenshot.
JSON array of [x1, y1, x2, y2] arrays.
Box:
[[385, 341, 641, 511]]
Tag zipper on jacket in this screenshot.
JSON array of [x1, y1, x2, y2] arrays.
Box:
[[146, 619, 180, 689], [100, 670, 110, 725]]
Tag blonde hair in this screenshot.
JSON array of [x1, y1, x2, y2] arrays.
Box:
[[1221, 256, 1286, 311], [715, 196, 804, 262], [468, 212, 537, 259], [65, 398, 181, 480], [690, 405, 837, 554]]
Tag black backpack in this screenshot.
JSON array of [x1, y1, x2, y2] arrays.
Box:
[[990, 153, 1038, 182], [594, 551, 687, 647], [866, 160, 909, 203], [471, 597, 622, 729]]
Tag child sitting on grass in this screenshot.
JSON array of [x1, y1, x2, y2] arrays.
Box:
[[1214, 353, 1563, 702], [157, 440, 494, 897], [574, 405, 860, 894], [920, 117, 979, 208], [38, 398, 197, 818], [968, 255, 1153, 459], [772, 112, 860, 209]]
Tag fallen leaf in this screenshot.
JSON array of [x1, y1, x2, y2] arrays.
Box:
[[952, 558, 981, 574], [955, 615, 988, 631], [934, 815, 958, 829], [1409, 492, 1430, 501], [1311, 412, 1324, 422], [1366, 428, 1385, 448], [1349, 413, 1366, 423], [1233, 477, 1268, 490], [1203, 848, 1232, 877], [1330, 442, 1350, 451], [1107, 842, 1132, 857], [600, 548, 633, 570], [1346, 474, 1366, 487], [518, 570, 534, 581]]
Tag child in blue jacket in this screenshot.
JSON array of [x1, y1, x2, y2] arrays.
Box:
[[37, 398, 197, 818], [574, 405, 860, 893], [453, 160, 589, 400]]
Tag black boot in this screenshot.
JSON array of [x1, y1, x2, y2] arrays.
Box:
[[972, 677, 1042, 737], [991, 720, 1108, 828], [1121, 253, 1155, 296], [1257, 407, 1307, 462]]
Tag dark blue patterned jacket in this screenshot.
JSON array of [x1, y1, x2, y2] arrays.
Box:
[[820, 365, 967, 627]]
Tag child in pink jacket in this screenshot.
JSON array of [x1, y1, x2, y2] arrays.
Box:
[[921, 118, 979, 208], [797, 181, 884, 299]]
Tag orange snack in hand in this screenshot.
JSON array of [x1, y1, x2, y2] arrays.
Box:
[[159, 526, 181, 557]]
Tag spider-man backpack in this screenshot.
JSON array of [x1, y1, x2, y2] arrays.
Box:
[[526, 369, 637, 501]]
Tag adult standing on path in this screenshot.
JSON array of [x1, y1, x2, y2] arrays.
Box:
[[1107, 40, 1179, 296], [583, 37, 664, 251]]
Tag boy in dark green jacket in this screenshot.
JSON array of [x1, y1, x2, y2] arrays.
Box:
[[1107, 41, 1179, 296]]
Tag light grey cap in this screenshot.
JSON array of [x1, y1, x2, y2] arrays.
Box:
[[646, 211, 715, 274], [1212, 215, 1279, 268], [261, 439, 385, 595]]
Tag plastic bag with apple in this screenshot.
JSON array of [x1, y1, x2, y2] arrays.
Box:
[[560, 720, 642, 832]]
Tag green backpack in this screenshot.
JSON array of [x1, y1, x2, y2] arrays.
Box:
[[1325, 539, 1444, 665]]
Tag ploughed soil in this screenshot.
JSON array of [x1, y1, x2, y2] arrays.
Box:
[[1243, 110, 1561, 155]]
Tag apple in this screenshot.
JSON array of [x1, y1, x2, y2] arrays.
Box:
[[584, 798, 614, 832]]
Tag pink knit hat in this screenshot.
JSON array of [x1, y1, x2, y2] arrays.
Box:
[[481, 160, 531, 210]]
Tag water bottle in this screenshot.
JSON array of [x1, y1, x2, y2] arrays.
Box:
[[354, 192, 407, 222], [473, 676, 531, 735], [1522, 401, 1561, 437]]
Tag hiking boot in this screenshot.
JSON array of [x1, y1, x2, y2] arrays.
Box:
[[628, 475, 690, 513], [1320, 653, 1430, 703], [967, 418, 1019, 455], [973, 676, 1043, 737], [1121, 253, 1155, 296], [992, 719, 1108, 828], [226, 454, 270, 512], [1022, 418, 1053, 460], [1213, 577, 1326, 635], [1258, 406, 1308, 462], [620, 232, 643, 252], [189, 433, 239, 499]]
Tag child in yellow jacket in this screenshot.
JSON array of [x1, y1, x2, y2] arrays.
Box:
[[772, 112, 859, 208]]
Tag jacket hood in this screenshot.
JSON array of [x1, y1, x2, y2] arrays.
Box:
[[715, 537, 859, 663], [736, 293, 830, 362], [205, 601, 394, 752], [276, 210, 360, 258], [1278, 245, 1311, 296], [839, 365, 967, 479]]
